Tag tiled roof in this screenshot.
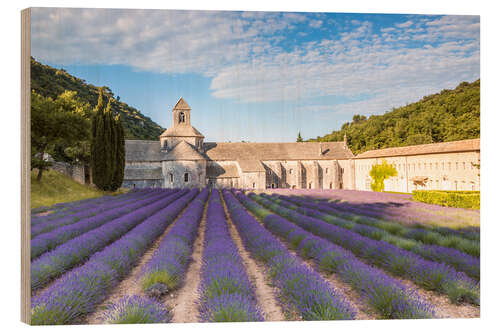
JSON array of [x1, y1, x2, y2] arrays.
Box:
[[206, 163, 240, 178], [159, 124, 204, 138], [164, 141, 206, 161], [173, 97, 191, 110], [124, 167, 162, 180], [203, 142, 354, 161], [356, 138, 480, 159], [125, 140, 164, 162]]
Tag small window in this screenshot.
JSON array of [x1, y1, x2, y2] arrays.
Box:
[[179, 112, 185, 123], [325, 168, 329, 174], [456, 162, 459, 170], [169, 173, 174, 183], [308, 182, 312, 189], [435, 162, 438, 170], [329, 182, 333, 189], [289, 169, 293, 175], [271, 183, 275, 189], [184, 173, 189, 182], [463, 162, 466, 170], [253, 182, 256, 189]]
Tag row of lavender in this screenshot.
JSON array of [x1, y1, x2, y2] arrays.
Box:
[[31, 190, 188, 290], [31, 189, 161, 238], [99, 189, 210, 324], [198, 190, 263, 322], [264, 194, 479, 280], [249, 193, 479, 306], [31, 190, 172, 259], [223, 190, 357, 320], [231, 191, 434, 319], [31, 189, 199, 325], [31, 189, 144, 225], [279, 194, 479, 256], [315, 195, 479, 241]]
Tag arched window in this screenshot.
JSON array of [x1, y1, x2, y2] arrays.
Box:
[[184, 172, 189, 182], [179, 112, 185, 123], [169, 173, 174, 183]]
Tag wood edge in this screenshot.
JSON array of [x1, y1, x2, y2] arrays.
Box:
[[21, 7, 31, 325]]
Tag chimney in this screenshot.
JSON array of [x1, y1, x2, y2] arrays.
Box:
[[343, 133, 348, 150]]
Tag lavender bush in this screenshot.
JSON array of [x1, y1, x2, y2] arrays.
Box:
[[31, 190, 173, 259], [223, 190, 356, 320], [264, 194, 479, 280], [31, 189, 199, 325], [31, 190, 160, 238], [249, 192, 479, 305], [198, 190, 263, 322], [31, 190, 189, 290], [232, 191, 433, 319], [141, 188, 209, 294], [100, 296, 170, 324]]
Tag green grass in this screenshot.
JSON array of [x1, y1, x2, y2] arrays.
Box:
[[30, 169, 127, 209]]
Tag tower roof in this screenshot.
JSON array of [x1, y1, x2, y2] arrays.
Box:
[[159, 124, 204, 138], [173, 97, 191, 110]]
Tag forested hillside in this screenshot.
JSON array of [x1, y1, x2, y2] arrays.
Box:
[[31, 57, 164, 140], [308, 80, 480, 154]]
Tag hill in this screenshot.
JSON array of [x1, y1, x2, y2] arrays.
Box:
[[309, 80, 480, 154], [30, 58, 165, 140], [30, 169, 127, 209]]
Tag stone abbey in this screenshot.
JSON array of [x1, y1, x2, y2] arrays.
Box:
[[124, 98, 480, 192]]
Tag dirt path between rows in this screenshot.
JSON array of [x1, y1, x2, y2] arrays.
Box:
[[239, 197, 374, 320], [165, 200, 208, 323], [85, 201, 194, 324], [259, 195, 480, 319], [387, 271, 479, 318], [221, 194, 285, 322]]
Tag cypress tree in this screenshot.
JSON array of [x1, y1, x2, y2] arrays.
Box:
[[111, 114, 125, 190], [103, 100, 115, 190], [91, 89, 106, 189]]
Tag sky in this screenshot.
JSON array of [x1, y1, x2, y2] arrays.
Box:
[[30, 8, 480, 142]]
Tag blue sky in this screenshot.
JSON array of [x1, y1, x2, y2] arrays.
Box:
[[31, 9, 479, 142]]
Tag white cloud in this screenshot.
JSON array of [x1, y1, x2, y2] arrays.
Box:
[[31, 9, 479, 117], [309, 20, 323, 28]]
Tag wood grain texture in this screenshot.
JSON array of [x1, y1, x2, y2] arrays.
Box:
[[21, 7, 31, 325]]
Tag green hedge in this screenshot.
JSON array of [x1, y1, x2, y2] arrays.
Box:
[[412, 190, 480, 209]]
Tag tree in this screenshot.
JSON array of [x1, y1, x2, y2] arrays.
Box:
[[31, 91, 89, 181], [297, 131, 303, 142], [91, 89, 107, 189], [111, 114, 125, 190], [90, 89, 125, 191], [369, 160, 397, 192]]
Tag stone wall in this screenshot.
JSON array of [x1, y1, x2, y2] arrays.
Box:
[[162, 160, 206, 188], [123, 179, 163, 189], [50, 162, 86, 184], [354, 151, 480, 192]]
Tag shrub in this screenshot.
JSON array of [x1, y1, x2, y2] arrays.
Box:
[[412, 190, 480, 209]]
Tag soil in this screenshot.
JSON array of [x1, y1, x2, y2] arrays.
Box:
[[240, 200, 374, 320], [84, 201, 195, 324], [388, 272, 480, 318], [165, 200, 208, 323], [221, 194, 286, 322]]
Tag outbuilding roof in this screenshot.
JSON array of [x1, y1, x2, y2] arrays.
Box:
[[203, 142, 354, 161], [356, 138, 480, 159]]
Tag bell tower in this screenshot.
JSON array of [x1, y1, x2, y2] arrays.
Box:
[[173, 97, 191, 126]]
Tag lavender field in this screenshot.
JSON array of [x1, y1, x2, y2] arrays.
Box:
[[29, 188, 480, 325]]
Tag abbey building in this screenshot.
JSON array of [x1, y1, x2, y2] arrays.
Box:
[[124, 98, 480, 192]]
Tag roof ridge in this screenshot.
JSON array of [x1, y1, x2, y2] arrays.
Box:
[[173, 97, 191, 110]]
